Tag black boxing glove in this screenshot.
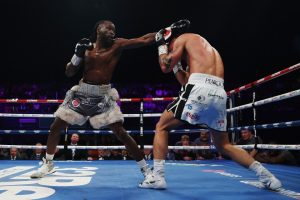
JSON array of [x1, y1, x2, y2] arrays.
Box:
[[155, 20, 190, 56], [170, 19, 190, 36], [71, 38, 93, 66], [156, 19, 190, 45], [155, 27, 172, 56]]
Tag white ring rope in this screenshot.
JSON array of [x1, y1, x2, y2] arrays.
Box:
[[1, 118, 300, 135], [0, 113, 162, 118], [228, 120, 300, 131], [227, 88, 300, 113], [1, 88, 299, 118], [0, 144, 299, 150]]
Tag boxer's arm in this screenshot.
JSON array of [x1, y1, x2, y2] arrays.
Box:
[[172, 62, 189, 85], [119, 33, 156, 49], [175, 70, 189, 85], [65, 62, 81, 77], [65, 38, 92, 77], [159, 41, 184, 73]]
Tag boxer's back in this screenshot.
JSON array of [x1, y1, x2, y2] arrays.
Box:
[[180, 33, 224, 79]]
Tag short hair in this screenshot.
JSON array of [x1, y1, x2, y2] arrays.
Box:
[[181, 135, 189, 140], [241, 128, 252, 133], [90, 20, 113, 42]]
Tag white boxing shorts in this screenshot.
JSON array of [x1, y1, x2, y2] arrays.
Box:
[[54, 80, 124, 129], [167, 73, 227, 131]]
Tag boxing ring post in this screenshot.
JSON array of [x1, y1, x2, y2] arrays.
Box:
[[228, 94, 237, 143], [139, 99, 144, 150]]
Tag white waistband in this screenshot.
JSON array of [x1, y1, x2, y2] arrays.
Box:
[[78, 80, 112, 96], [188, 73, 224, 88]]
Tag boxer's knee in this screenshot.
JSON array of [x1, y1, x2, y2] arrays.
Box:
[[49, 118, 67, 136]]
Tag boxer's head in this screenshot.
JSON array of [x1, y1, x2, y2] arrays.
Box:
[[166, 19, 190, 51], [90, 20, 116, 47]]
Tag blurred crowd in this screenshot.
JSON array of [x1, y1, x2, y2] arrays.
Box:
[[1, 130, 299, 167]]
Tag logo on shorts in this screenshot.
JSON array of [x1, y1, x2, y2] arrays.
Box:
[[208, 93, 224, 99], [191, 95, 206, 104], [205, 78, 223, 87], [186, 112, 199, 120], [197, 95, 205, 102], [186, 104, 193, 110], [217, 120, 225, 128], [71, 99, 80, 108]]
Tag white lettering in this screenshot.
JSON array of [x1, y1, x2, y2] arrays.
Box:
[[0, 186, 55, 200], [38, 177, 92, 187], [0, 166, 97, 199]]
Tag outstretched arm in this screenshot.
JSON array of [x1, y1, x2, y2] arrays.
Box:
[[118, 32, 156, 49]]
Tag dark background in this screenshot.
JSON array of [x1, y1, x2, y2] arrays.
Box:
[[1, 0, 299, 90]]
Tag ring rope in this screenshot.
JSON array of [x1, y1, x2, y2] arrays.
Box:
[[0, 129, 205, 134], [227, 63, 300, 95], [1, 119, 300, 135], [1, 88, 299, 118], [227, 88, 300, 113], [0, 97, 176, 104], [228, 119, 300, 131], [0, 144, 299, 150], [0, 113, 162, 118]]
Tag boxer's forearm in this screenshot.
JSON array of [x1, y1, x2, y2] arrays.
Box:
[[175, 70, 189, 85], [159, 54, 173, 73], [140, 32, 157, 44]]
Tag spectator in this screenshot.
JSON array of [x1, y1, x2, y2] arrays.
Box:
[[254, 141, 298, 166], [194, 130, 217, 160], [110, 150, 123, 160], [174, 135, 195, 161], [236, 129, 262, 157], [6, 148, 27, 160], [97, 149, 110, 160], [122, 150, 133, 160], [0, 148, 8, 160], [64, 133, 87, 160], [30, 143, 45, 160]]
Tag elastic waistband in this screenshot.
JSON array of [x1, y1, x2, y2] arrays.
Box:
[[78, 80, 111, 96], [188, 73, 224, 88]]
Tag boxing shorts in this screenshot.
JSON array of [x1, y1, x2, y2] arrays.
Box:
[[167, 73, 227, 131], [54, 80, 124, 129]]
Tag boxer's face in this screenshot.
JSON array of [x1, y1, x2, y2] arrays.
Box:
[[97, 21, 116, 40]]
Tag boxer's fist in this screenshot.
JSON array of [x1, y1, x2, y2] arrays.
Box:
[[156, 19, 190, 46], [155, 27, 172, 46], [74, 38, 93, 57]]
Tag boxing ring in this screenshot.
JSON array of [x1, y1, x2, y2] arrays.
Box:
[[0, 63, 300, 199], [0, 160, 299, 200]]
